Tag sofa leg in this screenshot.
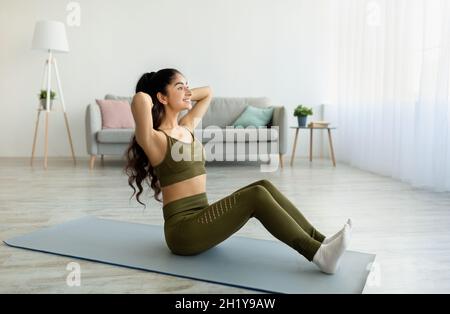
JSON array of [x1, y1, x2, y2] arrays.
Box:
[[89, 155, 96, 169], [279, 153, 284, 168]]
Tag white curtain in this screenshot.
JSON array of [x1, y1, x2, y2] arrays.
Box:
[[334, 0, 450, 192]]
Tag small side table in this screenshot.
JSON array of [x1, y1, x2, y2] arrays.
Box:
[[30, 107, 76, 169], [290, 126, 337, 167]]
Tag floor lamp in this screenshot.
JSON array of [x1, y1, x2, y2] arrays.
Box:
[[30, 20, 76, 169]]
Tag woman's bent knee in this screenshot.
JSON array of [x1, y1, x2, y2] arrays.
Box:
[[239, 184, 271, 203], [256, 179, 274, 190]]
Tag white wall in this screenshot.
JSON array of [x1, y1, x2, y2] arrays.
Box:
[[0, 0, 335, 158]]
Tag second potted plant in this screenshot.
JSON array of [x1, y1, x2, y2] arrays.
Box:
[[38, 90, 56, 110], [294, 105, 313, 127]]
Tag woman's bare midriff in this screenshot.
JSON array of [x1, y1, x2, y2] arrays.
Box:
[[161, 174, 207, 206]]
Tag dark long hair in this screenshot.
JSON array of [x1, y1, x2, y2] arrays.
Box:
[[123, 68, 182, 208]]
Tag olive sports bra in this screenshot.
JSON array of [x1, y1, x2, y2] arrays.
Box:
[[153, 126, 206, 187]]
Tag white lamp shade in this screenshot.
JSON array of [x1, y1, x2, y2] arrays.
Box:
[[32, 20, 69, 53]]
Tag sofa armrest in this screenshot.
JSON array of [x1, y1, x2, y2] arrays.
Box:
[[271, 106, 288, 154], [85, 103, 102, 155]]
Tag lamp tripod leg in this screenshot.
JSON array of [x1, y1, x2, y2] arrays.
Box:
[[53, 58, 76, 165], [43, 52, 52, 170], [44, 111, 49, 170], [30, 110, 41, 166], [63, 112, 76, 165], [31, 57, 49, 167]]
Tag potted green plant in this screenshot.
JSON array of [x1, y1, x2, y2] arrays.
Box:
[[38, 90, 56, 110], [294, 105, 313, 127]]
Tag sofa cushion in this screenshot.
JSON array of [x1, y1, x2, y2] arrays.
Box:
[[105, 94, 133, 104], [96, 128, 278, 144], [232, 105, 274, 128], [97, 128, 135, 143], [195, 97, 272, 128], [96, 99, 135, 129], [196, 127, 279, 143]]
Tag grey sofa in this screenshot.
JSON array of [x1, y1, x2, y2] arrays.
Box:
[[85, 94, 287, 169]]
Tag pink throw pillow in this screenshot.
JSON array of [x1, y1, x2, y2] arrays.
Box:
[[96, 99, 135, 129]]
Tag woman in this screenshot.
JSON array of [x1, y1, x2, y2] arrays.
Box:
[[124, 68, 352, 274]]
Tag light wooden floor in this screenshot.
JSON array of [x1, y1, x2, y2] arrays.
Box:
[[1, 156, 450, 294]]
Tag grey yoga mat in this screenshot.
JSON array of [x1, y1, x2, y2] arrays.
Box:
[[4, 216, 375, 294]]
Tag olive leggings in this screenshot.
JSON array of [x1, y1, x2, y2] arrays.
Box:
[[163, 179, 325, 261]]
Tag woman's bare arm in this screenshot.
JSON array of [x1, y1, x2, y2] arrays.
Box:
[[130, 92, 156, 147], [190, 86, 212, 102], [179, 86, 213, 130]]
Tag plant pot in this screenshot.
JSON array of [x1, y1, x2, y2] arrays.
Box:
[[40, 99, 54, 110], [297, 116, 307, 127]]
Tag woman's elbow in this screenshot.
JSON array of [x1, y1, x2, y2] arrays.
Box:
[[206, 86, 213, 97]]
